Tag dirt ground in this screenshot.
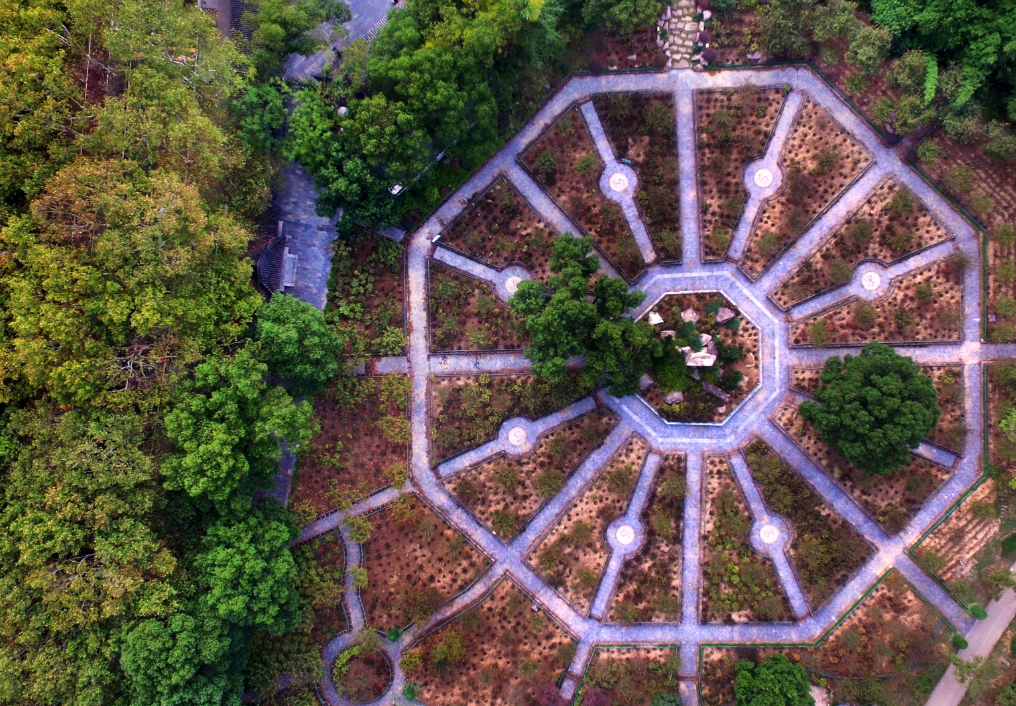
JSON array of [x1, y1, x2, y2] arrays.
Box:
[[743, 99, 872, 279], [792, 256, 964, 345], [608, 454, 685, 623], [428, 261, 529, 352], [336, 649, 390, 703], [773, 178, 953, 309], [360, 495, 489, 632], [290, 376, 409, 521], [701, 455, 792, 623], [774, 403, 951, 535], [301, 532, 348, 645], [409, 578, 576, 706], [447, 408, 617, 541], [700, 572, 953, 706], [522, 106, 645, 281], [593, 92, 682, 262], [438, 178, 556, 281], [989, 363, 1016, 476], [430, 373, 595, 463], [697, 87, 786, 261], [744, 439, 871, 609], [580, 648, 682, 706], [528, 436, 648, 615]]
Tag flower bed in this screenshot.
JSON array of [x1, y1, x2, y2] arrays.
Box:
[[580, 648, 682, 706], [428, 261, 528, 351]]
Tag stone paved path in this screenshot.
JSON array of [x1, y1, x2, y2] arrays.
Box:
[[301, 65, 999, 705]]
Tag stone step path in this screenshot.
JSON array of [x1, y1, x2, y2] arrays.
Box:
[[658, 0, 703, 69]]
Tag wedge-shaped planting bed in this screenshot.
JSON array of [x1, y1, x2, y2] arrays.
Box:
[[521, 106, 645, 280], [697, 87, 785, 261], [446, 408, 617, 541], [743, 439, 871, 609], [791, 257, 963, 346], [593, 92, 682, 262], [438, 178, 556, 281], [608, 454, 685, 623], [528, 435, 647, 614], [773, 178, 952, 308], [428, 261, 528, 352], [360, 495, 489, 632], [407, 579, 575, 706], [742, 99, 871, 278], [701, 454, 792, 623]]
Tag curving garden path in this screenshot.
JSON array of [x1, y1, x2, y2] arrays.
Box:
[[300, 65, 1001, 706]]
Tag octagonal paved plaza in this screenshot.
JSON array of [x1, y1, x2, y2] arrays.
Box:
[[301, 65, 1016, 706]]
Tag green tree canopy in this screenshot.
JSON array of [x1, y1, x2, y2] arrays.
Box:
[[255, 293, 343, 395], [799, 342, 941, 475], [734, 654, 815, 706]]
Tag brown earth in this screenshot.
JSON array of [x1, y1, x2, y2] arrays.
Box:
[[580, 648, 682, 706], [428, 261, 529, 352]]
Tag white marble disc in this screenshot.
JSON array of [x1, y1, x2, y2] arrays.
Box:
[[754, 168, 774, 188], [507, 427, 528, 446], [760, 524, 780, 544], [505, 275, 523, 295], [609, 173, 630, 192], [616, 525, 636, 545], [861, 271, 881, 291]]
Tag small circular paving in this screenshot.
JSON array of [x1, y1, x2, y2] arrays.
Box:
[[303, 65, 1005, 706]]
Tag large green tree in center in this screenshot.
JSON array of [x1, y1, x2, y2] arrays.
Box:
[[799, 342, 941, 476]]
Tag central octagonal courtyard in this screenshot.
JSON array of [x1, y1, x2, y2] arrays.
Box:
[[305, 65, 992, 706]]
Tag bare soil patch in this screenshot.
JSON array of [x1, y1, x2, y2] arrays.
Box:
[[521, 106, 645, 280], [791, 257, 964, 346], [529, 436, 648, 615], [428, 261, 528, 352], [438, 178, 556, 281], [774, 178, 953, 308], [608, 454, 686, 624], [360, 495, 489, 632], [642, 292, 760, 423], [593, 92, 682, 262], [774, 403, 951, 535], [580, 648, 682, 706], [697, 87, 786, 261], [446, 408, 617, 541], [294, 531, 348, 645], [989, 363, 1016, 476], [743, 439, 871, 609], [430, 373, 594, 464], [408, 578, 575, 706], [743, 99, 871, 278], [701, 454, 792, 623], [701, 572, 953, 706], [290, 376, 409, 521], [336, 649, 390, 704]]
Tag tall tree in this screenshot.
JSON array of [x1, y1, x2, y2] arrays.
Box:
[[734, 654, 815, 706], [255, 293, 343, 396]]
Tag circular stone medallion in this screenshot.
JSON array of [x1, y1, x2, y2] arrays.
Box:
[[507, 427, 528, 446], [754, 168, 774, 188], [505, 275, 523, 295], [861, 271, 882, 291], [608, 173, 630, 192], [760, 524, 780, 544], [616, 525, 636, 545]]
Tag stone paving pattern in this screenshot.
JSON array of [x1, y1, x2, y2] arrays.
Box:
[[294, 65, 1011, 706]]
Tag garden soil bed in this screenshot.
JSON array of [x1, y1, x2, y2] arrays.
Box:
[[593, 92, 682, 262], [774, 403, 951, 535], [701, 455, 792, 623], [528, 436, 648, 615], [360, 495, 489, 632], [430, 373, 595, 463], [697, 87, 786, 261], [295, 531, 348, 645], [290, 375, 409, 521], [437, 178, 556, 281], [743, 439, 871, 609], [791, 257, 964, 346], [990, 362, 1016, 476], [521, 106, 646, 280], [743, 99, 871, 279], [408, 578, 575, 706], [608, 454, 686, 624], [428, 261, 528, 352], [580, 648, 682, 706], [447, 408, 617, 541], [336, 649, 390, 704], [700, 571, 953, 706], [773, 178, 953, 309], [326, 228, 406, 356]]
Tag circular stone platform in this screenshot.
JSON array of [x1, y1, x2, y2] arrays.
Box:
[[754, 168, 774, 188], [616, 525, 636, 545], [609, 173, 630, 192], [861, 271, 881, 291], [505, 275, 523, 295], [507, 427, 528, 446], [760, 525, 780, 544]]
